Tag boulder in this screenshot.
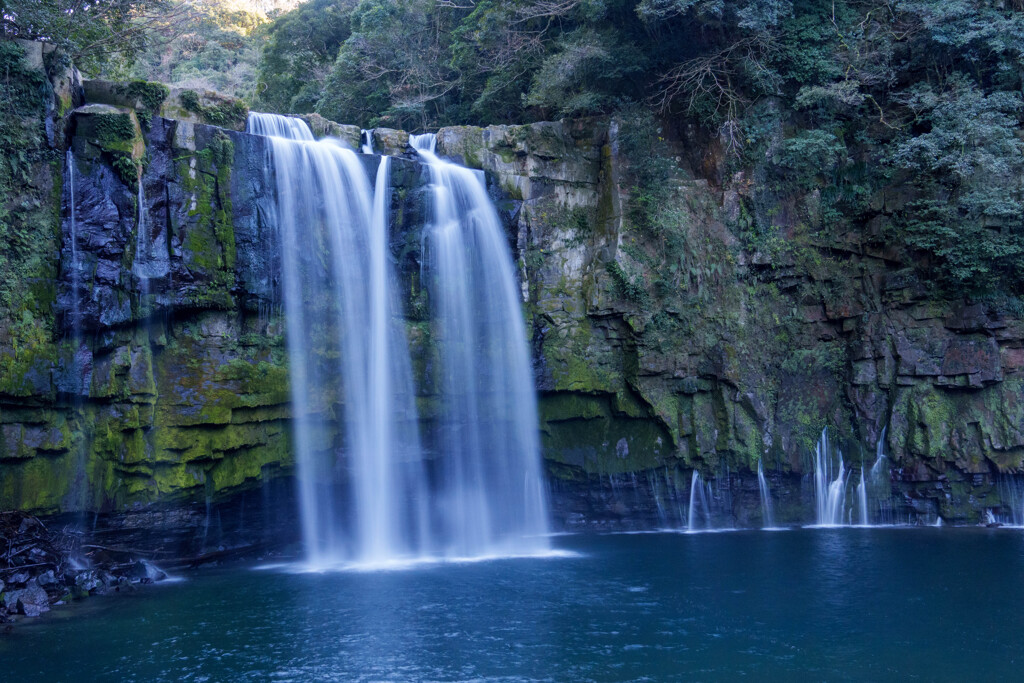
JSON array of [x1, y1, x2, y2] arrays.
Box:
[[36, 570, 58, 588], [2, 590, 21, 611], [75, 571, 103, 593], [8, 571, 30, 587], [16, 583, 50, 617], [372, 128, 410, 156], [297, 113, 361, 149]]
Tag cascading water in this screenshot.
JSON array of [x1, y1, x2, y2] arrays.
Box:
[[757, 460, 776, 528], [866, 427, 895, 524], [813, 428, 849, 526], [869, 426, 889, 485], [66, 150, 81, 336], [997, 475, 1024, 527], [249, 113, 428, 566], [411, 133, 550, 556], [856, 468, 869, 526], [687, 471, 711, 532], [132, 174, 170, 287], [251, 117, 549, 565], [65, 150, 90, 516], [410, 133, 436, 153], [360, 129, 374, 154]]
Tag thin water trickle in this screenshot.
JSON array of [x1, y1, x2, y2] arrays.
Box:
[[857, 468, 869, 526], [65, 149, 90, 514], [757, 460, 775, 528], [870, 426, 889, 484], [132, 170, 170, 302], [66, 150, 81, 336]]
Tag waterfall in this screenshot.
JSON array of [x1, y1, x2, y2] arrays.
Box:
[[411, 133, 550, 556], [868, 427, 895, 524], [757, 460, 776, 528], [65, 150, 90, 516], [250, 116, 549, 566], [249, 113, 427, 566], [997, 475, 1024, 527], [66, 150, 81, 336], [856, 468, 869, 526], [813, 428, 849, 526], [410, 133, 436, 153], [869, 426, 888, 484], [360, 129, 374, 154], [687, 471, 711, 532], [132, 171, 170, 290]]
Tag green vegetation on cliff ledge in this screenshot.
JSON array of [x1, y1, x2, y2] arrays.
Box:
[[180, 89, 249, 129]]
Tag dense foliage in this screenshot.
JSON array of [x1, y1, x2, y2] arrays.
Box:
[[1, 0, 184, 75], [118, 1, 270, 98], [8, 0, 1024, 294], [252, 0, 1024, 296]]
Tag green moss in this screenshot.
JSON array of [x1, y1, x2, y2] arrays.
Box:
[[121, 80, 170, 114], [0, 454, 75, 513], [540, 392, 608, 422], [0, 311, 57, 398], [93, 112, 137, 149], [176, 132, 238, 305], [180, 89, 249, 130]]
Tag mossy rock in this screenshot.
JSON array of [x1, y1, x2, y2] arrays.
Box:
[[298, 113, 361, 148], [372, 128, 410, 156], [161, 88, 248, 131], [82, 79, 169, 117]]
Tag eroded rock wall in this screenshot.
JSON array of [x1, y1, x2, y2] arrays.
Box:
[[5, 37, 1024, 527], [436, 118, 1024, 524]]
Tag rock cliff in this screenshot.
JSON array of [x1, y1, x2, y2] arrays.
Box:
[[3, 41, 1024, 531]]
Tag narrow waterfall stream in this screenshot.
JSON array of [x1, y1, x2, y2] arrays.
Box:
[[757, 461, 776, 528], [66, 150, 81, 336], [131, 171, 170, 294], [65, 149, 90, 514], [249, 116, 549, 566], [813, 428, 849, 526], [687, 471, 711, 532]]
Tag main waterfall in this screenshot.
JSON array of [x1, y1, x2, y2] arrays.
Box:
[[412, 133, 550, 556], [249, 113, 427, 566], [249, 115, 549, 566]]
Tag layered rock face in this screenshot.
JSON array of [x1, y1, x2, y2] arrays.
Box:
[[4, 40, 1024, 531], [436, 120, 1024, 525]]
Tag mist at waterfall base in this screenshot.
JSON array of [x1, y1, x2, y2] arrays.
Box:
[[247, 115, 548, 568], [7, 529, 1024, 680]]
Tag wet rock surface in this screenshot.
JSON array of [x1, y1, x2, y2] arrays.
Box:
[[5, 38, 1024, 534]]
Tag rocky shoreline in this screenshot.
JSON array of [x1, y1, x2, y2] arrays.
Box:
[[0, 477, 300, 624], [0, 511, 170, 623]]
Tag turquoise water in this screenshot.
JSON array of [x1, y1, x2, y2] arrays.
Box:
[[3, 528, 1023, 681]]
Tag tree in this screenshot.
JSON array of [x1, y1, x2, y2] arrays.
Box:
[[2, 0, 192, 75]]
